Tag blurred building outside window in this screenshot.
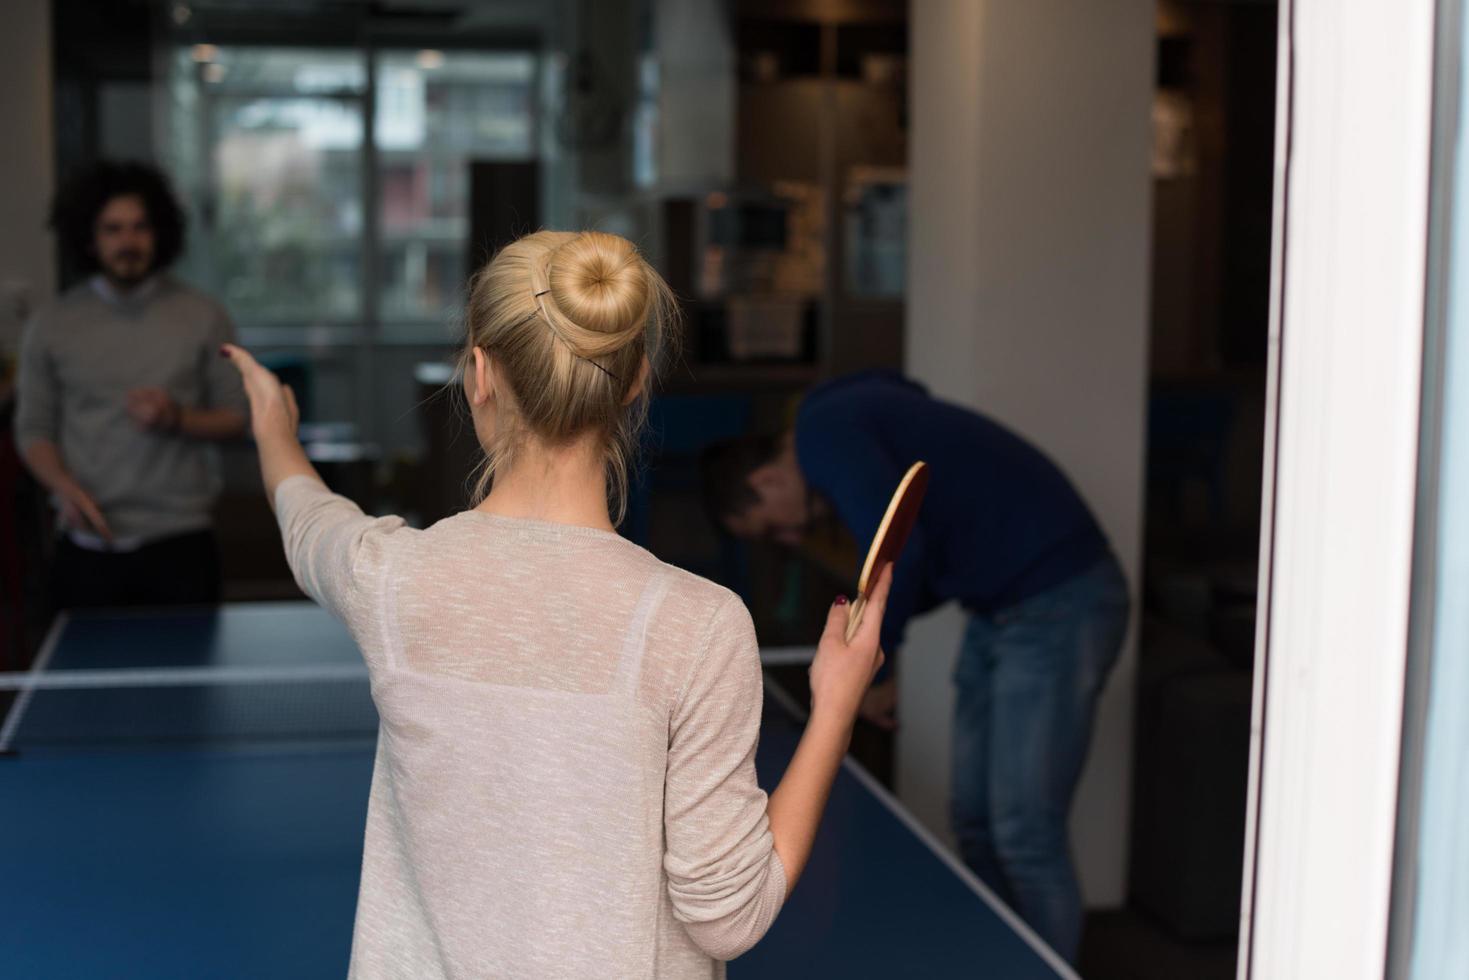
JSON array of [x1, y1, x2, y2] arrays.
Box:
[[166, 45, 537, 344]]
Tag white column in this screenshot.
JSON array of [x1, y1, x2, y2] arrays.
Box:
[[1241, 1, 1435, 976], [904, 0, 1155, 908]]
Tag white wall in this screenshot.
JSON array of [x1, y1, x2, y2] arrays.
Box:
[[0, 0, 54, 358], [903, 0, 1154, 907]]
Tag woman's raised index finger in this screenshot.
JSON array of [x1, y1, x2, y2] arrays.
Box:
[[219, 343, 262, 373]]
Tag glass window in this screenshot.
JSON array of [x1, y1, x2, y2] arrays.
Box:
[[1393, 6, 1469, 975], [166, 45, 537, 340], [374, 50, 537, 338], [167, 47, 366, 329]]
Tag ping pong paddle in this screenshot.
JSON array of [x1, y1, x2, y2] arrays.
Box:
[[844, 461, 930, 643]]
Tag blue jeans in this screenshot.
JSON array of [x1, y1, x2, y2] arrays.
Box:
[[950, 556, 1130, 964]]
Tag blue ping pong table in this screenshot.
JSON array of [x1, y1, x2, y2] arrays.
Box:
[[0, 603, 1074, 979]]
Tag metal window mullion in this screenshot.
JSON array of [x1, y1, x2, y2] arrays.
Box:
[[198, 71, 217, 299], [360, 39, 382, 456]]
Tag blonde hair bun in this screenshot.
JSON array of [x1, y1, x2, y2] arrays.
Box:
[[460, 228, 679, 524], [545, 232, 650, 356]]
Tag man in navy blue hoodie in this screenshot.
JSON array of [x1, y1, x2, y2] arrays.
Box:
[[702, 372, 1129, 963]]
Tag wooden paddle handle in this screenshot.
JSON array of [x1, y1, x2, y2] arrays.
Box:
[[843, 594, 868, 644]]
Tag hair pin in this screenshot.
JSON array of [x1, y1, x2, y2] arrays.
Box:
[[514, 289, 622, 384]]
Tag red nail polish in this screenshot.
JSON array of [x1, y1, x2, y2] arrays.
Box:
[[219, 345, 229, 357], [835, 595, 849, 606]]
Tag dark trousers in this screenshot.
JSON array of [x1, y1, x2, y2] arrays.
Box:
[[50, 529, 221, 610]]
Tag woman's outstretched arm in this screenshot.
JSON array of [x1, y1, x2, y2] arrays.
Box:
[[220, 344, 320, 508]]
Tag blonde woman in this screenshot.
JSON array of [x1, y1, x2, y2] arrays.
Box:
[[222, 230, 890, 979]]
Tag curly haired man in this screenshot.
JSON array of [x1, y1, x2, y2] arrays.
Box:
[[14, 161, 247, 608]]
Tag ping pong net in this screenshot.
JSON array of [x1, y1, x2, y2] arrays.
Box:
[[0, 661, 378, 753]]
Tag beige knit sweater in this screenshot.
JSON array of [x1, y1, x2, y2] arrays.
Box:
[[275, 476, 786, 979]]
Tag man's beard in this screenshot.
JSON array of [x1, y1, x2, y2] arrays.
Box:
[[102, 252, 153, 287]]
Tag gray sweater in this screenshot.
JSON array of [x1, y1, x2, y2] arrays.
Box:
[[275, 476, 787, 978], [13, 276, 247, 543]]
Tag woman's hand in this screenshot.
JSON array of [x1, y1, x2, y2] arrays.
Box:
[[218, 344, 318, 506], [219, 344, 299, 443], [808, 563, 893, 728], [766, 564, 894, 896]]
